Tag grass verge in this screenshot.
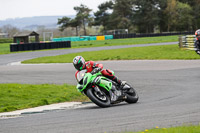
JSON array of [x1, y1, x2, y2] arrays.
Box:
[[71, 36, 178, 48], [0, 36, 178, 55], [0, 43, 11, 55], [127, 125, 200, 133], [0, 83, 88, 113], [22, 45, 200, 64]]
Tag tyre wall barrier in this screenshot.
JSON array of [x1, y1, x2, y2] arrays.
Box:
[[179, 35, 196, 50], [10, 41, 71, 52]]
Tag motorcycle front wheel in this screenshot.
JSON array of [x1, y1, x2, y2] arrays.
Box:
[[86, 87, 111, 108]]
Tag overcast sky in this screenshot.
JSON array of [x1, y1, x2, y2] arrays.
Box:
[[0, 0, 109, 20]]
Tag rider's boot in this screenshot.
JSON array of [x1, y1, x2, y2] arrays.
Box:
[[119, 81, 126, 89], [113, 76, 126, 89]]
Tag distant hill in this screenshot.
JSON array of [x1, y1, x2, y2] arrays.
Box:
[[0, 15, 75, 30]]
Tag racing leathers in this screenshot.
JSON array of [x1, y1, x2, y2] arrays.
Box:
[[75, 61, 123, 86], [195, 40, 200, 54]]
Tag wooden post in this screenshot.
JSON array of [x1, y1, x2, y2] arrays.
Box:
[[179, 36, 183, 48]]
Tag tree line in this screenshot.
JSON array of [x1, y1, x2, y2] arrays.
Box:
[[58, 0, 200, 35]]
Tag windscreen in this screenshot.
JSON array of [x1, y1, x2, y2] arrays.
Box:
[[76, 70, 87, 83]]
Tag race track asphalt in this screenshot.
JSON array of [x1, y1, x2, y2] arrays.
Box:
[[0, 42, 200, 133]]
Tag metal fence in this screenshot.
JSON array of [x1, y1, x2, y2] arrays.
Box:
[[113, 31, 194, 39]]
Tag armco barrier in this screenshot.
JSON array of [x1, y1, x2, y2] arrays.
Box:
[[10, 41, 71, 52]]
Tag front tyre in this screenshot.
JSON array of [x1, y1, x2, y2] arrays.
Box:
[[86, 88, 111, 108], [125, 86, 139, 103]]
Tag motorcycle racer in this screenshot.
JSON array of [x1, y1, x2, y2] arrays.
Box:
[[195, 29, 200, 54], [73, 56, 126, 89]]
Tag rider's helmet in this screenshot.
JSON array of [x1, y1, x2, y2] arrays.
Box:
[[195, 29, 200, 40], [73, 56, 85, 71]]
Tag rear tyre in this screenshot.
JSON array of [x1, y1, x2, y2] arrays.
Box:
[[86, 88, 111, 108], [125, 86, 139, 103]]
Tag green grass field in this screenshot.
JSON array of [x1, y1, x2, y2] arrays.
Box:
[[129, 125, 200, 133], [0, 83, 88, 112], [0, 36, 178, 55], [22, 44, 200, 64], [0, 43, 11, 55]]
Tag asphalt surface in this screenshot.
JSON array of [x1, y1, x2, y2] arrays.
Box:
[[0, 60, 200, 133], [1, 42, 200, 133]]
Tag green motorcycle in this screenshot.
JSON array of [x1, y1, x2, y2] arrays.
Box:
[[76, 69, 139, 107]]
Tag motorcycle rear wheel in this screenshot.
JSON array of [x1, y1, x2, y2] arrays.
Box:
[[86, 88, 111, 108]]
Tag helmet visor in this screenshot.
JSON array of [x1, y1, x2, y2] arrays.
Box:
[[74, 62, 83, 71]]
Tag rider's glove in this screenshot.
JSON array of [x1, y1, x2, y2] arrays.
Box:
[[91, 67, 101, 75]]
